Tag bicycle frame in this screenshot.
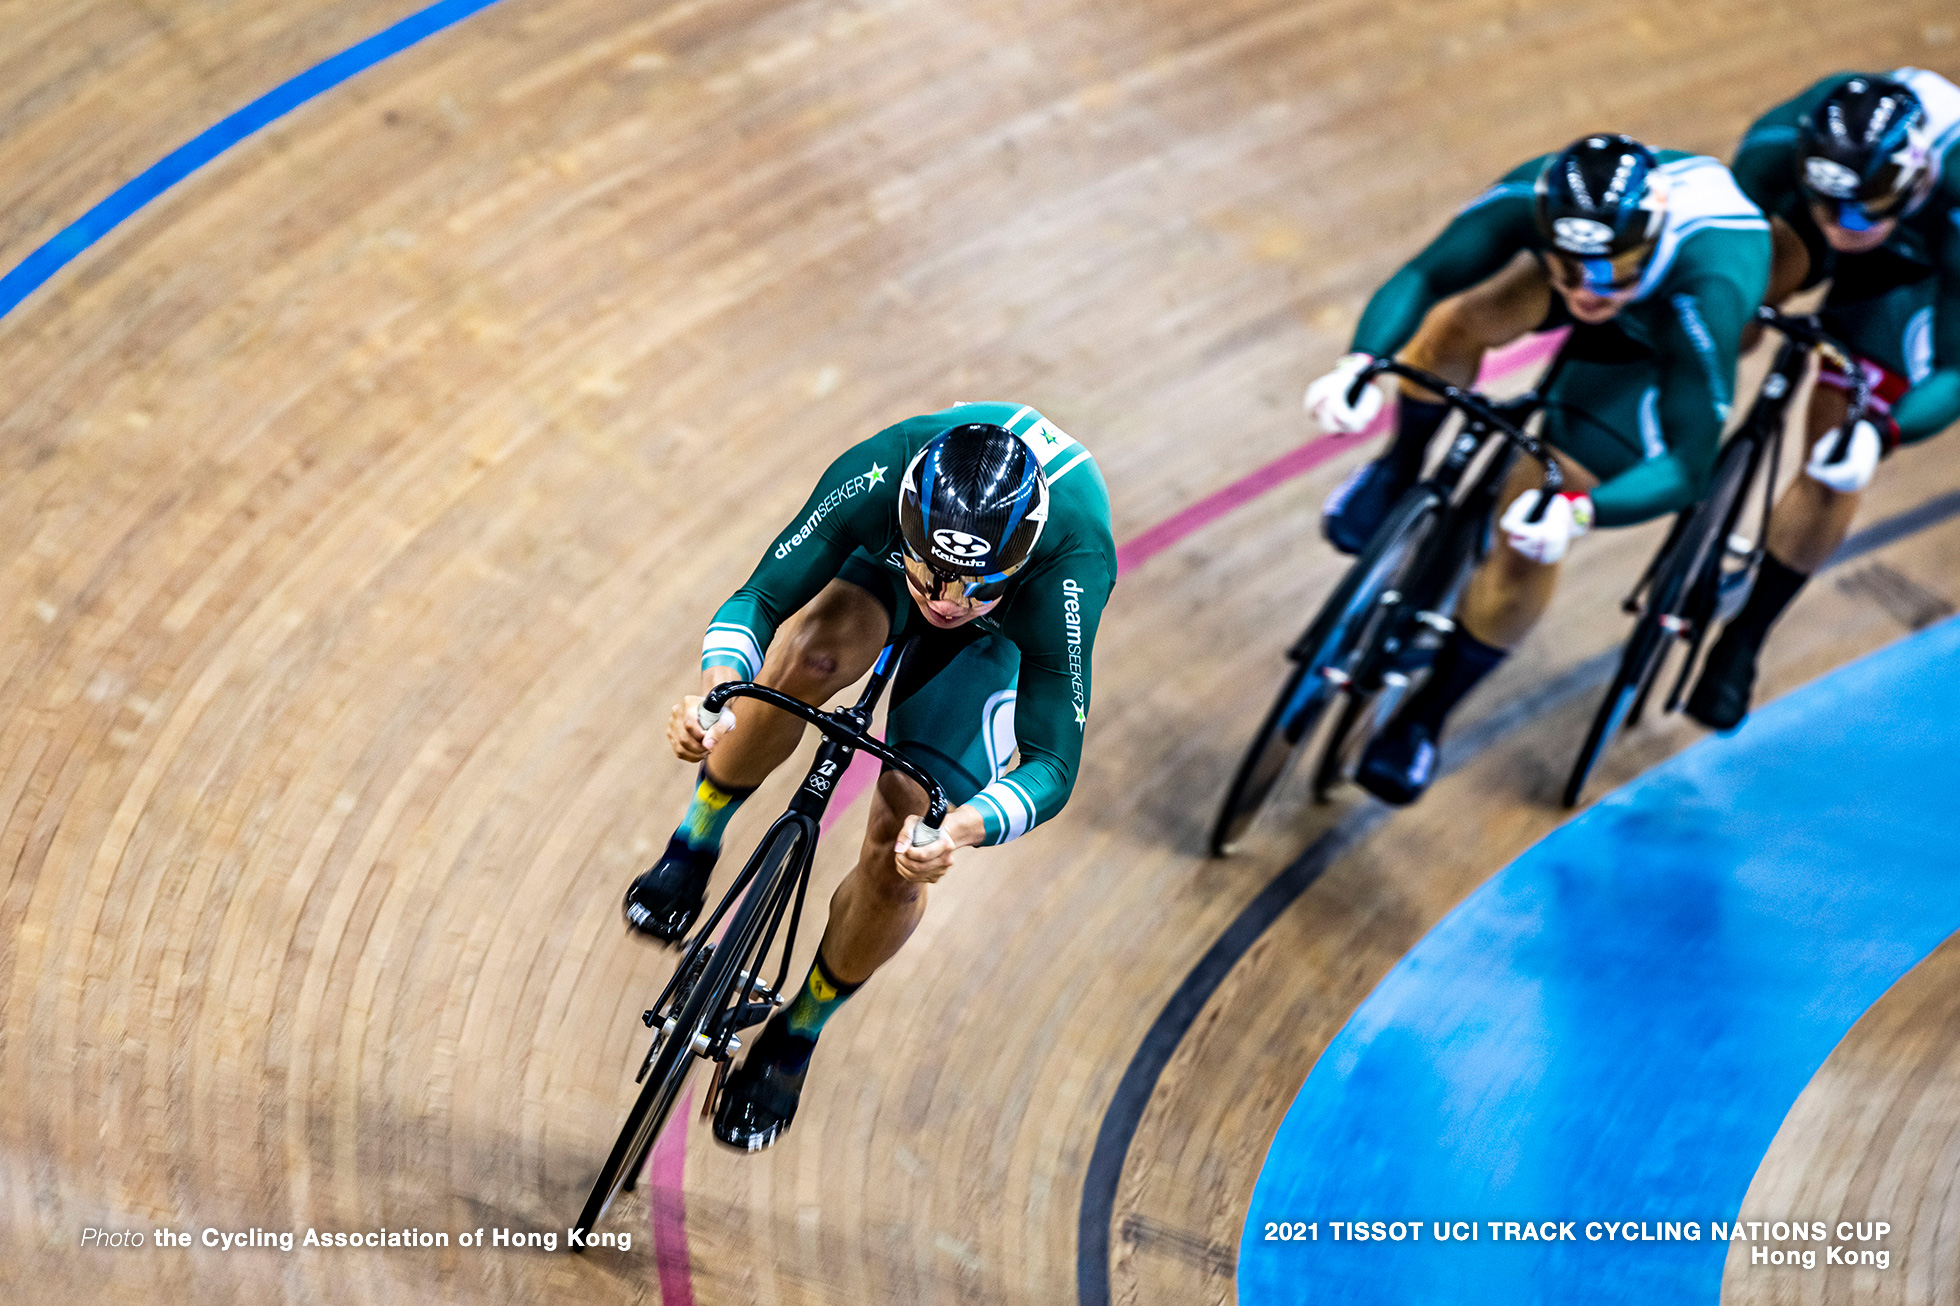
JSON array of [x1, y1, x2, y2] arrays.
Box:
[[644, 639, 950, 1051], [599, 640, 954, 1208]]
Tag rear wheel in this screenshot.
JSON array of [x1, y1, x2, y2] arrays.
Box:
[[574, 821, 805, 1240], [1210, 488, 1444, 854]]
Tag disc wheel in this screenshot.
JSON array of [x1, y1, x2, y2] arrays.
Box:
[[1210, 487, 1443, 854]]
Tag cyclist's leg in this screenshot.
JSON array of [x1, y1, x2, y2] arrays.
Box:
[[823, 629, 1014, 983], [1326, 254, 1555, 553], [628, 554, 894, 941], [1693, 278, 1932, 728]]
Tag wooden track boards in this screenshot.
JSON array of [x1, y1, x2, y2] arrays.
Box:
[[0, 2, 1955, 1304]]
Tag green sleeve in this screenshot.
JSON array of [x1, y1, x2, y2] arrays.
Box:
[[700, 431, 902, 678], [1730, 128, 1799, 219], [1591, 267, 1762, 526], [1351, 181, 1542, 358], [967, 547, 1114, 846], [1891, 194, 1960, 444]]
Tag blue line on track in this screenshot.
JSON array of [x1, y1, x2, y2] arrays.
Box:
[[1237, 614, 1960, 1304], [0, 0, 509, 321]]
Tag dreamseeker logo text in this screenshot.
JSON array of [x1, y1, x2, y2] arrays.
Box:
[[1061, 579, 1087, 727], [774, 462, 887, 558]]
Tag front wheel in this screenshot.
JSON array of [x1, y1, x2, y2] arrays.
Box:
[[1560, 616, 1671, 808], [574, 821, 805, 1240], [1210, 487, 1444, 854], [1560, 433, 1760, 807]]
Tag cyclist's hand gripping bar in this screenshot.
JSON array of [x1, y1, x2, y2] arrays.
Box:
[[1347, 357, 1565, 521], [1754, 307, 1872, 465], [697, 682, 951, 844]]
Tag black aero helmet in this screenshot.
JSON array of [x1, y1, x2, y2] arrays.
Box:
[[1798, 75, 1928, 228], [898, 423, 1049, 595], [1535, 134, 1665, 288]]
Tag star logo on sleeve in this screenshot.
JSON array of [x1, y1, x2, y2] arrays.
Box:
[[866, 462, 887, 487], [1074, 704, 1087, 726]]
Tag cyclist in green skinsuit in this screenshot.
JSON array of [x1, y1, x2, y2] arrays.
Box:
[[1687, 70, 1960, 729], [624, 403, 1116, 1151], [1303, 134, 1770, 805]]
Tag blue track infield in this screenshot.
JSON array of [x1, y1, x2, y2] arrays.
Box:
[[1239, 615, 1960, 1304]]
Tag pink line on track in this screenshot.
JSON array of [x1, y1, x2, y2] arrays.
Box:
[[1116, 329, 1568, 578], [641, 325, 1567, 1298], [648, 1087, 696, 1305]]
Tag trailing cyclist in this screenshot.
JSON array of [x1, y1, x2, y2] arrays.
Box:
[[624, 405, 1116, 1151], [1304, 134, 1770, 804], [1687, 70, 1960, 730]]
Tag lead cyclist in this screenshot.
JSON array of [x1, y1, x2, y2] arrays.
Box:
[[624, 407, 1115, 1151], [1304, 134, 1770, 805], [1685, 70, 1960, 730]]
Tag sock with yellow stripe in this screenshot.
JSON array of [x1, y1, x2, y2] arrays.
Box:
[[773, 951, 861, 1074], [675, 764, 755, 856]]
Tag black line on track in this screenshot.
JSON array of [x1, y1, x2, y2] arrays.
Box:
[[1074, 490, 1960, 1305]]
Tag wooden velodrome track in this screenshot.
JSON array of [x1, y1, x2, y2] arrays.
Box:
[[2, 1, 1958, 1303]]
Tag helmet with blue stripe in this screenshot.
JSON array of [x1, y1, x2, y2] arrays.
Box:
[[898, 423, 1048, 600], [1798, 75, 1929, 230], [1534, 134, 1666, 293]]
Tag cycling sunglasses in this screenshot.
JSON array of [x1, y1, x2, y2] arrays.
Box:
[[1817, 195, 1906, 232], [1547, 244, 1652, 295], [901, 547, 1014, 605]]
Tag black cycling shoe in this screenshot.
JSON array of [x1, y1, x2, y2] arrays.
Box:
[[1321, 457, 1412, 556], [712, 1015, 812, 1153], [622, 834, 716, 944], [1686, 629, 1759, 731], [1356, 717, 1440, 807]]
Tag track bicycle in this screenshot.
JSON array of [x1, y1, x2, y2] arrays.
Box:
[[1558, 306, 1874, 806], [573, 639, 949, 1241], [1210, 356, 1566, 856]]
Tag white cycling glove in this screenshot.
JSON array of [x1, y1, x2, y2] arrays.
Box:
[[1500, 490, 1594, 565], [1805, 419, 1882, 493], [1304, 352, 1384, 434]]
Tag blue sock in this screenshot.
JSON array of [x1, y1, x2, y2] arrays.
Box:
[[1403, 627, 1507, 736], [675, 764, 755, 856]]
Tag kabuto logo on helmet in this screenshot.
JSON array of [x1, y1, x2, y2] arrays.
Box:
[[1804, 156, 1861, 199], [931, 529, 992, 561], [1552, 217, 1615, 255]]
